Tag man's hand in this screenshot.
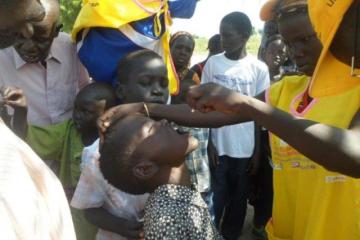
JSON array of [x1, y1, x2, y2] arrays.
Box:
[[2, 87, 27, 109], [120, 219, 144, 240], [1, 87, 28, 138], [186, 83, 248, 114], [84, 207, 145, 239]]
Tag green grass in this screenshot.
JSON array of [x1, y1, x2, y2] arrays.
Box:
[[194, 34, 261, 56], [246, 34, 261, 55]]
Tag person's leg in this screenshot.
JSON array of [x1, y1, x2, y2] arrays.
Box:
[[201, 191, 215, 222], [221, 157, 251, 240], [211, 155, 230, 228], [252, 130, 273, 240], [253, 131, 273, 228]]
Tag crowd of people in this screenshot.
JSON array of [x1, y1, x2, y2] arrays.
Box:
[[0, 0, 359, 240]]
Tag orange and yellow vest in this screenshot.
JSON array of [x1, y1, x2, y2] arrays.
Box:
[[266, 53, 360, 240]]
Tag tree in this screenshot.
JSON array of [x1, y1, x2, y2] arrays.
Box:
[[60, 0, 82, 33]]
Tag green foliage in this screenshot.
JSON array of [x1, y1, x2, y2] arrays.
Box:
[[194, 36, 208, 55], [246, 33, 261, 55], [193, 33, 261, 56], [60, 0, 82, 33]]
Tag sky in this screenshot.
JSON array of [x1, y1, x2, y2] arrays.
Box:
[[171, 0, 267, 38]]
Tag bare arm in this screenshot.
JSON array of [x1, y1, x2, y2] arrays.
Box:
[[97, 99, 263, 133], [187, 83, 360, 178], [146, 103, 251, 128], [245, 97, 360, 177]]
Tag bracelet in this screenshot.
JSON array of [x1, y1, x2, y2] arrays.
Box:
[[143, 102, 150, 118]]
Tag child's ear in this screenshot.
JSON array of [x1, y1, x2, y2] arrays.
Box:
[[115, 82, 126, 101], [133, 160, 159, 180]]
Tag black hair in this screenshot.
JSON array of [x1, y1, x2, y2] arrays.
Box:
[[0, 0, 22, 7], [117, 49, 163, 85], [169, 31, 195, 49], [77, 82, 117, 109], [208, 34, 221, 53], [99, 117, 147, 194], [221, 12, 252, 39], [264, 34, 284, 49]]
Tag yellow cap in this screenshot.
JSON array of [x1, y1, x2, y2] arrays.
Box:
[[308, 0, 354, 96], [260, 0, 279, 21], [260, 0, 307, 21]]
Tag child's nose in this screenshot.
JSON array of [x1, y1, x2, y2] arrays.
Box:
[[151, 83, 164, 96], [159, 119, 169, 126]]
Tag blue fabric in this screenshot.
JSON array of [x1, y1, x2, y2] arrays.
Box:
[[211, 156, 251, 240], [78, 0, 197, 85], [168, 0, 198, 18], [130, 14, 165, 39], [78, 28, 142, 85]]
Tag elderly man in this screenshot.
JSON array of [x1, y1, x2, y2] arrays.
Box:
[[0, 0, 89, 126], [0, 0, 45, 48], [0, 1, 76, 239]]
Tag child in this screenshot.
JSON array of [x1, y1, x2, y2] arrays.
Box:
[[201, 12, 270, 239], [190, 34, 223, 79], [4, 82, 118, 240], [99, 114, 223, 239], [71, 50, 169, 240], [263, 34, 289, 82], [180, 1, 360, 239]]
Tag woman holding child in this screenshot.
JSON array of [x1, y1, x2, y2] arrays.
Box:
[[98, 0, 360, 239]]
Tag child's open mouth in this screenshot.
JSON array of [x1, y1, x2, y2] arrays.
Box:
[[170, 122, 189, 135]]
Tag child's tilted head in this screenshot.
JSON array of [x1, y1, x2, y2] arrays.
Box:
[[99, 115, 198, 195], [73, 82, 117, 132], [115, 49, 169, 104]]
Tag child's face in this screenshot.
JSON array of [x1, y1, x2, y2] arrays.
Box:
[[0, 0, 45, 49], [170, 35, 194, 70], [123, 115, 198, 167], [220, 21, 246, 55], [278, 13, 322, 76], [72, 97, 106, 132], [265, 40, 288, 71], [264, 21, 278, 38], [118, 57, 169, 104]]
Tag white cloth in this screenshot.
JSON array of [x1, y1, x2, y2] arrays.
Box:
[[0, 120, 76, 240], [71, 139, 149, 240], [202, 53, 270, 158]]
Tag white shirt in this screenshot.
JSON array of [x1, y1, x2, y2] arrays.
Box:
[[71, 139, 148, 240], [202, 53, 270, 158], [0, 32, 90, 126], [0, 120, 76, 240]]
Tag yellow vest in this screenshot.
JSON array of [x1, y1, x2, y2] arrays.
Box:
[[71, 0, 179, 94], [266, 54, 360, 240]]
